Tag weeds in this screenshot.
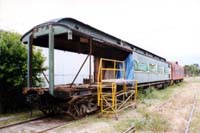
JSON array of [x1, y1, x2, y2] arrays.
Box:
[[134, 111, 169, 131], [114, 119, 134, 132], [138, 82, 186, 104], [113, 106, 169, 132]]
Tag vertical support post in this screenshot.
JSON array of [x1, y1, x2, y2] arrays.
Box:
[[94, 57, 100, 82], [134, 80, 138, 101], [27, 34, 33, 88], [27, 34, 33, 117], [89, 39, 92, 84], [114, 61, 116, 78], [49, 25, 54, 95]]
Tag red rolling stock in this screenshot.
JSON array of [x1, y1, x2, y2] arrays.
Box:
[[169, 62, 184, 83]]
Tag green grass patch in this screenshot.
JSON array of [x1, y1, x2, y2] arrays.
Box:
[[134, 108, 169, 131], [113, 106, 169, 132], [138, 82, 186, 104]]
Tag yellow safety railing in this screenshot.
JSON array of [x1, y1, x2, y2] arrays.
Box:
[[97, 58, 138, 117], [97, 58, 125, 83]]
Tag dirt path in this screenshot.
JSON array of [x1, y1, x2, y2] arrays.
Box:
[[153, 78, 200, 132]]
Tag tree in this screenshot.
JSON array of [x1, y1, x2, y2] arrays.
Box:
[[184, 64, 200, 77], [0, 31, 46, 113]]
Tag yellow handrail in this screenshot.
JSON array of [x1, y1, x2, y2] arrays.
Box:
[[97, 57, 138, 117]]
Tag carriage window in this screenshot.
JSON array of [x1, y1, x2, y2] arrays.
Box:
[[149, 64, 157, 73], [158, 66, 164, 74], [138, 63, 148, 71], [164, 67, 169, 74], [134, 60, 148, 72]]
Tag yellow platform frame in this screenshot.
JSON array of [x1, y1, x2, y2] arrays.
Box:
[[97, 58, 138, 116]]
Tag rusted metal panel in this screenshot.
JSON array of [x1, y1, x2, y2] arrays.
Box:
[[22, 87, 48, 95]]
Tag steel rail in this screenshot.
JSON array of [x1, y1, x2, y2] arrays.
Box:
[[0, 116, 46, 130], [185, 91, 197, 133], [36, 123, 69, 133]]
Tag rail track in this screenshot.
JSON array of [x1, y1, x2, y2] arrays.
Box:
[[36, 122, 69, 133], [154, 85, 199, 132], [0, 115, 72, 133], [0, 116, 47, 130], [184, 88, 199, 133]]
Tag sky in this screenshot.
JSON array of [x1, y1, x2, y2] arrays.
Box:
[[0, 0, 200, 83]]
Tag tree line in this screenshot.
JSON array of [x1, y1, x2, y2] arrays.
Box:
[[0, 30, 46, 113], [184, 64, 200, 77]]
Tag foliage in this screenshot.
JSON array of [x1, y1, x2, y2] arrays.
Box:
[[0, 31, 46, 113], [184, 64, 200, 77]]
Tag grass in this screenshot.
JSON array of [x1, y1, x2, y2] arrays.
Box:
[[126, 82, 186, 132], [0, 110, 43, 127], [113, 106, 169, 132], [113, 119, 135, 132], [138, 82, 186, 105], [190, 94, 200, 132], [134, 106, 169, 131]]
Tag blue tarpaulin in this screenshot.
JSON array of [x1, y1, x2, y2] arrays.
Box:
[[116, 53, 134, 80]]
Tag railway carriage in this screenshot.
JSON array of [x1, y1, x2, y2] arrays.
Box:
[[132, 49, 170, 86], [169, 62, 184, 84], [21, 18, 183, 118]]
